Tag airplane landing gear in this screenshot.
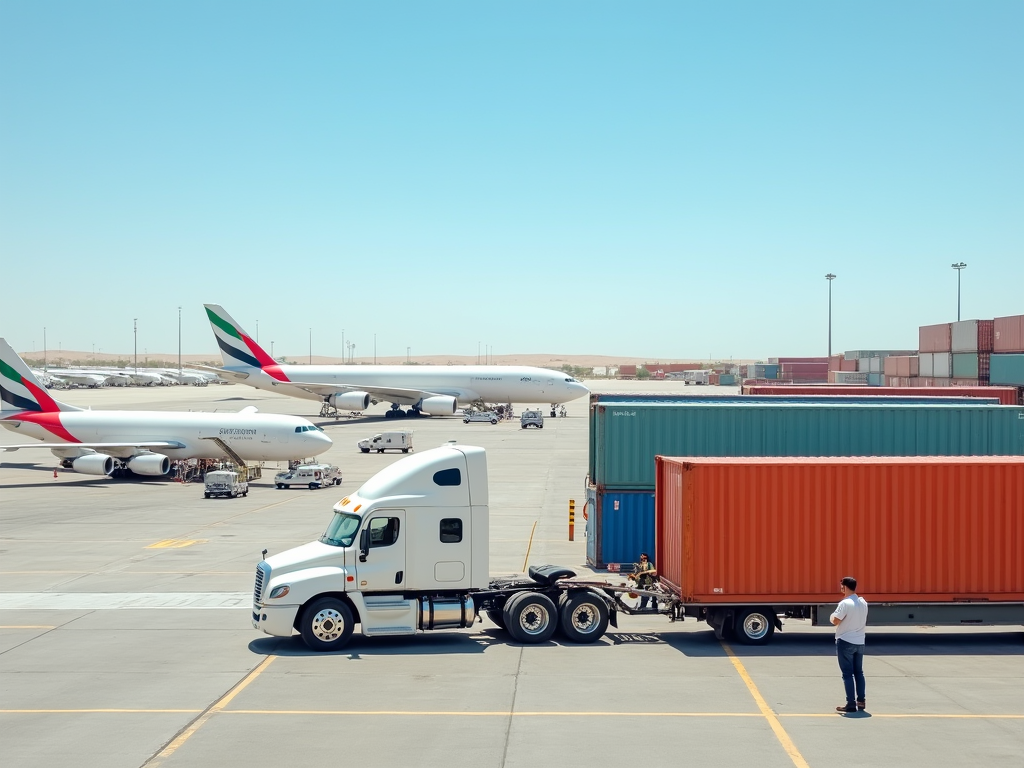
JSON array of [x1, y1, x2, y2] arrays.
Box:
[[385, 405, 408, 419]]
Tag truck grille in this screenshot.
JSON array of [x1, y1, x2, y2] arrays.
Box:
[[254, 562, 270, 604]]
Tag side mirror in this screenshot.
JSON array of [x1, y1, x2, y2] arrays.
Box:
[[359, 529, 369, 562]]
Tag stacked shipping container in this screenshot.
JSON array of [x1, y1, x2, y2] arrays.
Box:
[[587, 398, 1024, 567], [992, 314, 1024, 386]]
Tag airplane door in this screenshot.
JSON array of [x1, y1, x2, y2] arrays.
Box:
[[355, 510, 406, 592]]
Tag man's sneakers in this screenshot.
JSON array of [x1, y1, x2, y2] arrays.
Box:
[[836, 703, 858, 713]]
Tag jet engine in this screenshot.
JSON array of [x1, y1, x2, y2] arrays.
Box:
[[72, 454, 114, 476], [127, 454, 171, 476], [420, 395, 457, 416], [329, 392, 371, 411]]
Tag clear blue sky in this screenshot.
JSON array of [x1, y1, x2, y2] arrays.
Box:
[[1, 1, 1021, 360]]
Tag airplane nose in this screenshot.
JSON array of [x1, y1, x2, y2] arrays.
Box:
[[570, 382, 590, 399], [305, 430, 333, 449]]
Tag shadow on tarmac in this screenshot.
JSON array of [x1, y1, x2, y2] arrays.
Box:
[[664, 628, 1024, 657]]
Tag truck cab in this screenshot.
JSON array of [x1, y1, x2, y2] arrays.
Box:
[[254, 445, 489, 649]]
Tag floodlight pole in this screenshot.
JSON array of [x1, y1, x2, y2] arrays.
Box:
[[825, 274, 836, 358], [951, 262, 967, 321]]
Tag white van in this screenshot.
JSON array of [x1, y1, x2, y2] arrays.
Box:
[[357, 432, 414, 454], [463, 410, 499, 424], [274, 464, 342, 489], [520, 410, 544, 429]]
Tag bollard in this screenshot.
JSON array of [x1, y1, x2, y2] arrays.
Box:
[[569, 499, 575, 541]]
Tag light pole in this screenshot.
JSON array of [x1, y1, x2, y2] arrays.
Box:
[[271, 341, 275, 359], [407, 346, 410, 364], [342, 329, 345, 364], [177, 306, 182, 373], [43, 327, 46, 371], [256, 320, 259, 344], [373, 334, 377, 365], [951, 262, 967, 321], [309, 328, 312, 365], [133, 319, 138, 373], [825, 274, 836, 358]]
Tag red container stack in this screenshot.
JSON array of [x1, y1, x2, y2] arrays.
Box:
[[920, 323, 952, 353], [994, 315, 1024, 353]]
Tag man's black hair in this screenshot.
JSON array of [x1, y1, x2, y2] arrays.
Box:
[[640, 552, 649, 559], [841, 576, 858, 591]]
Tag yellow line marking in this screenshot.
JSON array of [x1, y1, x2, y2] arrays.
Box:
[[1, 708, 1021, 720], [723, 642, 811, 768], [143, 655, 275, 766], [1, 709, 202, 714], [521, 520, 538, 571], [0, 625, 56, 629], [222, 710, 763, 717], [145, 539, 207, 549]]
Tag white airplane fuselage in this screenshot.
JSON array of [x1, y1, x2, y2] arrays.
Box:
[[1, 410, 331, 461], [232, 365, 589, 405]]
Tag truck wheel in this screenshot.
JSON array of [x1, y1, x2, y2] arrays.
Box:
[[485, 609, 506, 629], [402, 448, 409, 453], [360, 448, 370, 453], [538, 424, 543, 429], [334, 478, 342, 485], [276, 483, 285, 489], [735, 607, 775, 645], [559, 591, 609, 644], [521, 425, 527, 429], [309, 483, 317, 490], [300, 597, 355, 652], [503, 592, 557, 643], [490, 419, 497, 424], [378, 449, 384, 454], [204, 492, 210, 498]]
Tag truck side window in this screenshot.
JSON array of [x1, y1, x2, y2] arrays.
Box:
[[368, 517, 400, 548], [433, 468, 461, 486], [439, 518, 463, 543]]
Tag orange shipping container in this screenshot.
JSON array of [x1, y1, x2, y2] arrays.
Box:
[[655, 456, 1024, 604]]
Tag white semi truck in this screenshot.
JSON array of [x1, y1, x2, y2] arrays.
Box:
[[252, 444, 636, 651]]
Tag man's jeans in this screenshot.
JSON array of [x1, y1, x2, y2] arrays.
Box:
[[836, 639, 865, 704]]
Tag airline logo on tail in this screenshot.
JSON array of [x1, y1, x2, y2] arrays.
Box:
[[0, 338, 80, 441], [204, 305, 290, 382]]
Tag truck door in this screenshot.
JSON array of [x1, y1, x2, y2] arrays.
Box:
[[355, 509, 406, 592]]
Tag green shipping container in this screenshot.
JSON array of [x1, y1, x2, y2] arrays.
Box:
[[953, 353, 980, 379], [990, 354, 1024, 386], [590, 400, 1024, 489]]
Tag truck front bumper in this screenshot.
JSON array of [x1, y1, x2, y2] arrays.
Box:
[[252, 603, 300, 637]]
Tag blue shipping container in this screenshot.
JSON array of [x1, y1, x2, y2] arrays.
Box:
[[586, 487, 655, 569]]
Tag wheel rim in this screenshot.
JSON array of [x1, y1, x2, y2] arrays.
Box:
[[570, 603, 599, 634], [311, 607, 346, 642], [742, 613, 770, 640], [519, 603, 550, 635]]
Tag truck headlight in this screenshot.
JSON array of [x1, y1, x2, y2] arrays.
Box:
[[268, 585, 290, 599]]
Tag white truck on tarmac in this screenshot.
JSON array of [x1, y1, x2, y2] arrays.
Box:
[[520, 410, 544, 429], [274, 464, 342, 489], [252, 444, 655, 651], [205, 470, 249, 498], [357, 432, 413, 454]]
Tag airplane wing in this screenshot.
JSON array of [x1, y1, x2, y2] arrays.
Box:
[[191, 364, 250, 381], [2, 441, 186, 452]]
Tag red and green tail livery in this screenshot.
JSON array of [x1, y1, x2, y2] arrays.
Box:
[[204, 304, 290, 382]]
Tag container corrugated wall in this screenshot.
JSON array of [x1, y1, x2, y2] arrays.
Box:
[[994, 315, 1024, 353], [593, 401, 1024, 489], [991, 354, 1024, 386], [742, 385, 1016, 403], [655, 456, 1024, 603]]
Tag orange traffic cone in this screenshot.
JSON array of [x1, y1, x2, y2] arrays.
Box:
[[53, 468, 58, 479]]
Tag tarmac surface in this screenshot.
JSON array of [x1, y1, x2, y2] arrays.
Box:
[[2, 380, 1023, 768]]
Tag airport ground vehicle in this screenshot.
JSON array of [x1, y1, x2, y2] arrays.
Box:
[[520, 410, 544, 428], [252, 445, 668, 651], [204, 470, 248, 498], [654, 456, 1024, 644], [463, 411, 498, 424], [357, 432, 413, 453], [275, 464, 342, 489]]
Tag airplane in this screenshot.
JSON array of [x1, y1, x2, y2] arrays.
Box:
[[200, 304, 591, 419], [0, 338, 332, 479]]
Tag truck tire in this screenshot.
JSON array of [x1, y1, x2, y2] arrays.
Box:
[[402, 448, 409, 453], [309, 483, 317, 490], [490, 419, 497, 425], [559, 591, 609, 644], [276, 483, 285, 489], [204, 492, 210, 498], [300, 597, 355, 652], [485, 609, 506, 629], [360, 448, 370, 454], [334, 478, 342, 485], [734, 607, 775, 645], [503, 592, 557, 643]]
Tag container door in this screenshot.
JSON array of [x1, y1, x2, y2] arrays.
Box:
[[355, 509, 406, 592]]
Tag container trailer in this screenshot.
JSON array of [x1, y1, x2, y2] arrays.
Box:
[[654, 456, 1024, 644]]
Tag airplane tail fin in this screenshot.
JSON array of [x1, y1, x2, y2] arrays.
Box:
[[0, 338, 81, 413], [204, 304, 277, 370]]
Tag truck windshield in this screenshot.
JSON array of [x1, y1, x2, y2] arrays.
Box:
[[320, 512, 362, 547]]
